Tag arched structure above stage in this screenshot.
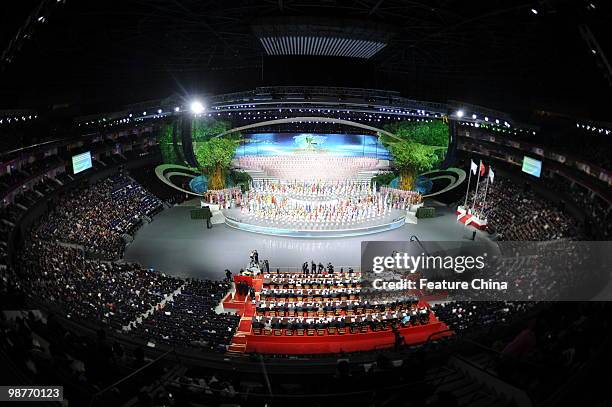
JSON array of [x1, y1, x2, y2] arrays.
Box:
[[421, 168, 466, 198], [155, 163, 203, 196], [212, 116, 403, 142]]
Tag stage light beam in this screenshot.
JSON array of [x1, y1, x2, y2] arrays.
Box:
[[190, 100, 205, 115]]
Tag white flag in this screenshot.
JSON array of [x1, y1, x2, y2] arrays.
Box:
[[488, 167, 495, 183], [470, 160, 478, 175]]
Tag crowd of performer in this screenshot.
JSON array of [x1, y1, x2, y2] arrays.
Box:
[[203, 187, 242, 208], [237, 180, 422, 226], [241, 192, 390, 224], [379, 186, 423, 209], [250, 179, 374, 200]]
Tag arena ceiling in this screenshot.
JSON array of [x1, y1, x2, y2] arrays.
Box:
[[0, 0, 610, 119]]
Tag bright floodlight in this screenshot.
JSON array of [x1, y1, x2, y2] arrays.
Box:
[[456, 110, 464, 118], [190, 100, 205, 114]]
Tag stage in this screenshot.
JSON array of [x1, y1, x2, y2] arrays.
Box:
[[223, 207, 406, 238], [123, 201, 495, 280]]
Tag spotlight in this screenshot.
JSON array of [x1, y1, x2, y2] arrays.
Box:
[[531, 8, 538, 14], [455, 110, 464, 118], [472, 114, 477, 119], [190, 100, 205, 115], [157, 109, 162, 114], [174, 106, 180, 112]]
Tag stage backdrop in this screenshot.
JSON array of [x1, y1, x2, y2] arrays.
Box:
[[235, 133, 390, 159]]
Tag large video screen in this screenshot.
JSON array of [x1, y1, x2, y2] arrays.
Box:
[[235, 133, 390, 159], [72, 151, 93, 174], [521, 156, 542, 177]]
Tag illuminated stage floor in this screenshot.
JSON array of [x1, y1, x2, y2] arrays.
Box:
[[123, 202, 494, 280], [223, 208, 406, 238]]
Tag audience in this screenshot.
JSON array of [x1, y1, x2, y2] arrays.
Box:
[[545, 174, 612, 239], [467, 176, 583, 240], [0, 172, 241, 352], [432, 301, 533, 334], [13, 238, 240, 350], [133, 279, 239, 351], [19, 241, 183, 330], [36, 173, 163, 259]]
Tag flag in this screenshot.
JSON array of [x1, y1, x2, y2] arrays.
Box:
[[470, 160, 478, 175], [488, 167, 495, 183], [479, 161, 486, 177]]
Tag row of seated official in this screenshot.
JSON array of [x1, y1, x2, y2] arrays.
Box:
[[255, 299, 422, 316], [258, 294, 359, 305], [264, 269, 359, 278], [261, 287, 361, 295], [264, 279, 361, 288], [251, 309, 431, 335]]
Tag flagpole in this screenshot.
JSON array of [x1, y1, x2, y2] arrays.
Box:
[[472, 160, 482, 210], [482, 174, 490, 210], [463, 164, 472, 208]]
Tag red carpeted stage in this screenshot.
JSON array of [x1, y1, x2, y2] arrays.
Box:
[[224, 274, 452, 354], [242, 314, 449, 354]]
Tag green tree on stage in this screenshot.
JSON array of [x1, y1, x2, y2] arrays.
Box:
[[195, 137, 239, 190], [380, 121, 449, 190], [192, 119, 233, 141], [389, 141, 439, 190], [382, 121, 449, 148]]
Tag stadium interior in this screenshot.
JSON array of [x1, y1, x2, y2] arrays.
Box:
[[1, 1, 611, 406]]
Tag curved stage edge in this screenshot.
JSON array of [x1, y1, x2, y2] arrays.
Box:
[[223, 214, 407, 238]]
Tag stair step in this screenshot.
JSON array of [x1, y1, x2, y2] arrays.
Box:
[[231, 336, 248, 345], [228, 344, 246, 353]]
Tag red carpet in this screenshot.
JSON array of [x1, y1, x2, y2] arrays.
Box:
[[244, 317, 451, 354]]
